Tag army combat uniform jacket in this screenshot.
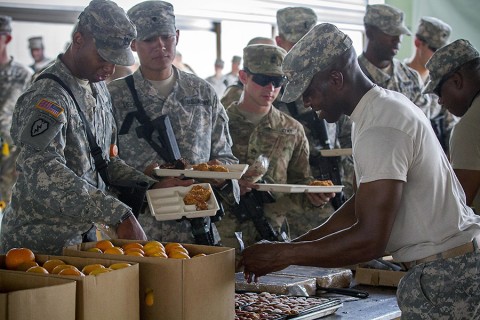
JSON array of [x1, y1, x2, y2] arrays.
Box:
[[0, 57, 155, 255], [358, 54, 434, 118], [108, 67, 238, 242], [219, 103, 316, 250]]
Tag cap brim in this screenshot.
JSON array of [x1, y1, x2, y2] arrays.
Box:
[[281, 76, 310, 103], [384, 25, 412, 36], [422, 78, 439, 95], [97, 47, 135, 66]]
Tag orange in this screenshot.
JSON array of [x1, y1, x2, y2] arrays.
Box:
[[58, 267, 85, 277], [122, 242, 144, 251], [16, 260, 39, 271], [143, 246, 165, 257], [164, 242, 182, 251], [90, 267, 112, 276], [145, 289, 154, 307], [192, 253, 207, 258], [168, 250, 190, 259], [86, 247, 103, 253], [143, 241, 164, 251], [148, 251, 168, 258], [51, 264, 77, 274], [81, 264, 105, 275], [103, 246, 124, 255], [26, 266, 49, 274], [42, 259, 66, 273], [109, 263, 131, 270], [124, 247, 145, 255], [95, 240, 115, 252], [125, 251, 144, 257], [5, 248, 35, 270]]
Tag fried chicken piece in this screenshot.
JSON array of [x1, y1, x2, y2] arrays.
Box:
[[192, 163, 209, 171], [309, 180, 334, 186], [208, 164, 229, 172]]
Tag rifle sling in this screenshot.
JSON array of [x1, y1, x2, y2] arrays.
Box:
[[35, 73, 111, 186], [123, 75, 172, 163]]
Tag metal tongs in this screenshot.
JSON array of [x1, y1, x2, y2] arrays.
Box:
[[317, 286, 369, 299]]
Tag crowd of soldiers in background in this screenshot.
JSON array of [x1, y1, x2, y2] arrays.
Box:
[[0, 1, 478, 254]]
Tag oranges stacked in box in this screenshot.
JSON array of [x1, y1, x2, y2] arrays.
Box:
[[3, 247, 131, 276], [86, 240, 207, 259]]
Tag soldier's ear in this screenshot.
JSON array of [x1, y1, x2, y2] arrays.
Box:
[[239, 70, 248, 85]]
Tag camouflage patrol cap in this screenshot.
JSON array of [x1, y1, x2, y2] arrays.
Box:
[[28, 36, 44, 49], [364, 4, 411, 36], [243, 44, 287, 76], [281, 23, 352, 103], [78, 0, 136, 66], [232, 55, 242, 64], [423, 39, 479, 94], [128, 1, 176, 41], [416, 17, 451, 50], [0, 15, 12, 34], [277, 7, 317, 43]]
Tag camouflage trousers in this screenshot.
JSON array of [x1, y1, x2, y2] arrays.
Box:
[[397, 250, 480, 319]]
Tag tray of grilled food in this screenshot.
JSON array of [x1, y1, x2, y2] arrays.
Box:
[[235, 292, 343, 320]]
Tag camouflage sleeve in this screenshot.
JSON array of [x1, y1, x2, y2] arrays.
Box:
[[210, 95, 239, 165], [15, 93, 131, 225], [107, 155, 157, 186], [286, 125, 312, 184]]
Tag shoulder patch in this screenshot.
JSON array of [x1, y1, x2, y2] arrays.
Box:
[[35, 98, 64, 118]]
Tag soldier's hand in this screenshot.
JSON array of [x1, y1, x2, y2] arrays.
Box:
[[238, 178, 259, 195], [306, 192, 335, 208], [151, 176, 194, 189], [116, 215, 147, 241]]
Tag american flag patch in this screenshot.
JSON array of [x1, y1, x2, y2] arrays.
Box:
[[35, 99, 64, 118]]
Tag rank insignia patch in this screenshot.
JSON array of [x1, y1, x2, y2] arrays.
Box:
[[31, 119, 49, 136], [35, 98, 64, 118]]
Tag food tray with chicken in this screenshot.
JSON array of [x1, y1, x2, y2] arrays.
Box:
[[154, 163, 249, 180], [235, 292, 342, 319], [146, 183, 219, 221]]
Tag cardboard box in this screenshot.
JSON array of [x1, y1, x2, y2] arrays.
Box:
[[0, 254, 139, 320], [63, 240, 235, 320], [354, 267, 406, 287], [0, 271, 76, 320]]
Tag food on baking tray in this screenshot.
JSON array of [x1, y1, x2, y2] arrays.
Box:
[[209, 164, 229, 172], [159, 157, 190, 169], [308, 179, 334, 186], [235, 292, 334, 319], [183, 185, 212, 210]]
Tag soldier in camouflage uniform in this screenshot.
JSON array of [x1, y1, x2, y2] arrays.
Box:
[[406, 16, 457, 153], [242, 24, 480, 318], [423, 40, 480, 211], [0, 0, 152, 255], [0, 16, 33, 210], [220, 44, 334, 262], [108, 0, 239, 243], [359, 4, 435, 118], [275, 7, 352, 238]]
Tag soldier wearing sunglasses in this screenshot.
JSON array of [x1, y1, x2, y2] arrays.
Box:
[[217, 45, 334, 266]]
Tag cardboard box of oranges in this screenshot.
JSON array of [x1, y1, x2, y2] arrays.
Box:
[[0, 253, 139, 320], [63, 239, 235, 320], [0, 270, 76, 320]]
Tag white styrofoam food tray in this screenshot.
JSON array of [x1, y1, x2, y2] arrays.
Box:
[[146, 183, 219, 221], [256, 184, 344, 193], [154, 164, 249, 180]]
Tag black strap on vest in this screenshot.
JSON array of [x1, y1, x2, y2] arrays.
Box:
[[122, 75, 179, 163], [35, 73, 111, 186]]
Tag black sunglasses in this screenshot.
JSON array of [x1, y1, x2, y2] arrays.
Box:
[[247, 72, 287, 88]]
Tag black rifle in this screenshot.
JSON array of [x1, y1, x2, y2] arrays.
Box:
[[290, 107, 346, 210], [121, 75, 221, 245], [233, 188, 281, 241]]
